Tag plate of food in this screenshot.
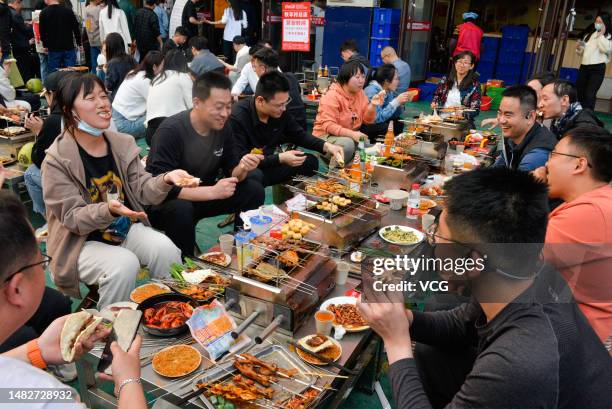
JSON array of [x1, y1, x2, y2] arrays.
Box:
[[419, 198, 437, 210], [199, 251, 231, 267], [378, 225, 424, 246], [100, 301, 138, 319], [295, 335, 342, 365], [319, 296, 369, 332], [152, 344, 202, 378], [130, 282, 172, 303]]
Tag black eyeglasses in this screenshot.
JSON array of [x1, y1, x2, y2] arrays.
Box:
[[2, 253, 52, 286], [548, 151, 592, 167], [425, 221, 472, 249]]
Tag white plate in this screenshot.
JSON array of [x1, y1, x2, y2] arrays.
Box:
[[199, 251, 231, 267], [319, 296, 369, 332], [129, 282, 171, 303], [378, 225, 424, 246]]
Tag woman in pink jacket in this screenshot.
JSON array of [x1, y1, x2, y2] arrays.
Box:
[[313, 61, 383, 162]]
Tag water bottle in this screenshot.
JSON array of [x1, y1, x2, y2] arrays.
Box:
[[406, 183, 420, 219]]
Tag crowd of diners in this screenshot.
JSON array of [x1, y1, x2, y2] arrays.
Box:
[[0, 3, 611, 406]]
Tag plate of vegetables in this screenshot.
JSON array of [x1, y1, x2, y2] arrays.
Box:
[[378, 225, 424, 245]]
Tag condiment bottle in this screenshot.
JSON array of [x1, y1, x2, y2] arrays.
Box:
[[384, 121, 394, 157], [406, 183, 420, 219]]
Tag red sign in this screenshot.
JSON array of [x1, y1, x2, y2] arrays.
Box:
[[406, 21, 432, 31], [311, 16, 325, 26], [281, 2, 311, 52]]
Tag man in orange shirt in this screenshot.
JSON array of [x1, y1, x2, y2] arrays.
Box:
[[534, 125, 612, 343]]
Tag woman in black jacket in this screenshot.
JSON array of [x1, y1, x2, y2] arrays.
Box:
[[103, 32, 135, 101]]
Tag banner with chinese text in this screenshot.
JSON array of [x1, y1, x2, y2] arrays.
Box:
[[281, 2, 311, 52]]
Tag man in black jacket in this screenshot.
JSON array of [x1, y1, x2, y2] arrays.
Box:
[[8, 0, 33, 82], [229, 71, 343, 188], [357, 167, 612, 409], [493, 85, 557, 171], [133, 0, 162, 63], [162, 26, 188, 56], [39, 0, 81, 73], [539, 79, 605, 139], [340, 39, 371, 75], [250, 47, 307, 131]]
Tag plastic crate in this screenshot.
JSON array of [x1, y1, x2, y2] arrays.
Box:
[[501, 25, 529, 41], [373, 8, 401, 25], [496, 63, 521, 78], [371, 23, 400, 38], [417, 83, 438, 102], [498, 50, 524, 65], [480, 37, 499, 62], [478, 61, 496, 75], [500, 38, 528, 52], [559, 67, 578, 84], [369, 38, 399, 64]]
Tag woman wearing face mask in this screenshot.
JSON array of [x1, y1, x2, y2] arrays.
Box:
[[112, 51, 163, 139], [41, 73, 196, 308], [363, 64, 415, 143], [576, 13, 612, 111], [431, 50, 481, 127], [312, 60, 384, 162]]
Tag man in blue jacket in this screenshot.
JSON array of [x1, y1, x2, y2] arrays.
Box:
[[493, 85, 557, 171]]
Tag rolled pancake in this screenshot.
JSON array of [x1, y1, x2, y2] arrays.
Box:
[[60, 312, 102, 362]]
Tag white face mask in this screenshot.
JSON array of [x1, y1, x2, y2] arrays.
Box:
[[73, 112, 105, 136], [594, 22, 604, 32]]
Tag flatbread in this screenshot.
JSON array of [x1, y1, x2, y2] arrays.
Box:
[[60, 312, 102, 362]]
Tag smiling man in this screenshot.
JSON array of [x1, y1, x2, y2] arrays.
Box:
[[229, 71, 343, 188], [358, 167, 612, 409], [146, 71, 265, 256], [493, 85, 557, 171]]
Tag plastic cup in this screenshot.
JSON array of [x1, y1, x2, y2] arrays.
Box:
[[456, 145, 465, 154], [249, 215, 273, 236], [219, 234, 234, 256], [421, 214, 436, 233], [335, 261, 350, 285], [315, 310, 334, 336]]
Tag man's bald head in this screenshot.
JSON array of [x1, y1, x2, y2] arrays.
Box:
[[381, 46, 398, 64]]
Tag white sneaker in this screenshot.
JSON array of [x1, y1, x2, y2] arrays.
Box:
[[48, 362, 77, 382]]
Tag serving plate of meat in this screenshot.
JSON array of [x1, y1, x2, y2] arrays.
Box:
[[319, 296, 369, 332], [137, 293, 198, 336]]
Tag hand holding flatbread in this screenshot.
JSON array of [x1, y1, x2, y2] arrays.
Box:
[[50, 312, 106, 363]]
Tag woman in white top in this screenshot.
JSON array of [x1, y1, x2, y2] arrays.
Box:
[[576, 13, 612, 111], [99, 0, 132, 53], [204, 0, 247, 65], [112, 51, 163, 139], [145, 50, 193, 145]]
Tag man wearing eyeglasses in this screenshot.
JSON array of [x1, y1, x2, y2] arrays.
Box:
[[492, 85, 557, 171], [534, 125, 612, 344], [229, 71, 344, 188], [357, 167, 612, 408]]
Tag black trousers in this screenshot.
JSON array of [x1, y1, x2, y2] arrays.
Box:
[[0, 287, 72, 353], [12, 47, 33, 83], [223, 40, 235, 65], [360, 119, 404, 144], [251, 153, 319, 187], [414, 343, 478, 409], [145, 116, 166, 146], [148, 174, 265, 256], [576, 63, 606, 111]]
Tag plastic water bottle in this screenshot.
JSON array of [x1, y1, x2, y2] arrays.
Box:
[[406, 183, 420, 219]]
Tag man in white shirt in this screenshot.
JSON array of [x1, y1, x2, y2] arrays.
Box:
[[0, 191, 146, 409], [231, 41, 272, 98], [221, 35, 250, 84]]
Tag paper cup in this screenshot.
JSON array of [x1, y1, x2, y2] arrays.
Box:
[[384, 189, 409, 211], [315, 311, 334, 336], [219, 234, 234, 256], [422, 214, 436, 233], [335, 261, 350, 285]]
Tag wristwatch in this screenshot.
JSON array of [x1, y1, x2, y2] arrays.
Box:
[[26, 339, 47, 369]]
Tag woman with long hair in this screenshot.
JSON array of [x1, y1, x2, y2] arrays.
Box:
[[576, 12, 611, 110], [99, 0, 132, 53], [363, 64, 414, 142], [204, 0, 247, 64], [431, 50, 481, 126], [145, 50, 193, 145], [112, 51, 163, 139], [103, 33, 136, 101], [41, 73, 195, 308], [312, 60, 383, 161]]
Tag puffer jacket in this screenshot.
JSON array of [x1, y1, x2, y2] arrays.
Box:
[[42, 129, 172, 297]]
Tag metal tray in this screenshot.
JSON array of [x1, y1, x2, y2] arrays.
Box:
[[193, 344, 318, 408]]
